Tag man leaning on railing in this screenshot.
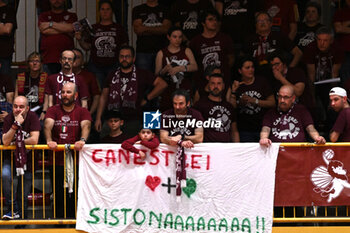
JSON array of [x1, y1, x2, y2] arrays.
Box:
[[1, 96, 40, 220]]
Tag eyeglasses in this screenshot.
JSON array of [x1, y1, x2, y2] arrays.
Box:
[[61, 57, 74, 62], [119, 55, 132, 59], [277, 94, 293, 100], [29, 60, 41, 63]]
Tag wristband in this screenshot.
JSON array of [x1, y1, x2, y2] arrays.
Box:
[[11, 124, 19, 131], [80, 137, 87, 142], [255, 98, 259, 105], [49, 21, 53, 28]]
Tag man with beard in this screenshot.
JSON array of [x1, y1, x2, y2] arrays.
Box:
[[160, 89, 204, 148], [44, 82, 91, 218], [194, 73, 239, 142], [95, 45, 167, 137], [259, 85, 325, 146], [2, 96, 40, 220], [38, 0, 77, 74], [45, 50, 89, 108]]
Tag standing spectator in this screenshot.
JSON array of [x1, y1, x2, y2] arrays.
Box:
[[333, 0, 350, 84], [194, 73, 239, 142], [264, 0, 299, 40], [0, 72, 14, 140], [190, 9, 234, 95], [171, 0, 214, 45], [15, 52, 48, 120], [38, 0, 77, 74], [329, 87, 350, 142], [244, 11, 302, 77], [45, 50, 89, 108], [72, 48, 100, 115], [132, 0, 171, 72], [303, 27, 344, 122], [44, 82, 91, 218], [155, 27, 198, 111], [295, 1, 324, 51], [215, 0, 262, 56], [259, 85, 325, 146], [229, 56, 275, 142], [160, 89, 204, 147], [0, 0, 17, 75], [95, 45, 167, 137], [2, 96, 40, 219], [76, 0, 128, 87]]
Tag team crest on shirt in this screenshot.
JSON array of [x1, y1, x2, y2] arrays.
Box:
[[267, 5, 280, 18], [239, 91, 262, 115], [62, 115, 70, 123], [271, 115, 300, 140], [183, 11, 198, 30]]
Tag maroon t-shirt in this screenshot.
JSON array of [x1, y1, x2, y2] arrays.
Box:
[[45, 104, 92, 165], [331, 108, 350, 142], [244, 31, 295, 64], [333, 7, 350, 52], [303, 41, 345, 81], [45, 72, 90, 106], [0, 4, 17, 58], [38, 10, 77, 64], [189, 32, 234, 88], [170, 0, 214, 41], [263, 104, 314, 142], [194, 96, 236, 142], [89, 23, 128, 66], [159, 46, 193, 111], [161, 108, 204, 137], [79, 69, 100, 109], [264, 0, 298, 37], [0, 74, 14, 102], [101, 133, 129, 144], [236, 76, 273, 132], [104, 68, 155, 119], [3, 111, 41, 170], [132, 3, 170, 53]]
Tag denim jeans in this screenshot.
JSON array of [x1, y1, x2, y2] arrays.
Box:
[[135, 52, 156, 73], [2, 158, 32, 218], [88, 61, 117, 88]]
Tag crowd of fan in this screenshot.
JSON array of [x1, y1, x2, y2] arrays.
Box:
[[0, 0, 350, 221]]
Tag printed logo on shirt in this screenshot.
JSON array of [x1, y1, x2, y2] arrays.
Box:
[[143, 13, 162, 27], [62, 115, 70, 123], [271, 115, 300, 140], [208, 105, 232, 132], [144, 110, 161, 129], [62, 126, 67, 133], [224, 1, 248, 16], [183, 11, 198, 30]]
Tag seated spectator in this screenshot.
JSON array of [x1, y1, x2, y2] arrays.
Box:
[[303, 27, 344, 123], [295, 1, 324, 51], [132, 0, 171, 72], [0, 0, 17, 75], [333, 0, 350, 84], [0, 72, 14, 140], [194, 73, 239, 142], [38, 0, 77, 74], [155, 27, 198, 111], [45, 50, 89, 108], [160, 89, 204, 148], [259, 85, 325, 146], [121, 128, 160, 160], [72, 48, 100, 115], [15, 52, 48, 120], [268, 51, 315, 117], [76, 0, 128, 87], [329, 87, 350, 142], [263, 0, 299, 40], [44, 82, 92, 218], [193, 64, 221, 103], [170, 0, 214, 45], [2, 96, 40, 220], [189, 9, 234, 94], [243, 11, 302, 77], [100, 109, 128, 143], [228, 56, 275, 142], [95, 45, 167, 137]]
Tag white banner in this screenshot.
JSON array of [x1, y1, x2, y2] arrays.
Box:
[[76, 143, 279, 233]]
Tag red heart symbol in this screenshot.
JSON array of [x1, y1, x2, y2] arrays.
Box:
[[145, 175, 161, 191]]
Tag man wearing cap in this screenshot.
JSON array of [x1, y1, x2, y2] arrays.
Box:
[[260, 85, 325, 146], [329, 87, 350, 142]]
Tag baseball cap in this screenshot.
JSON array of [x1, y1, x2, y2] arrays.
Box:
[[329, 87, 347, 97]]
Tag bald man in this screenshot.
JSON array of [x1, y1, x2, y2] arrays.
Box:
[[259, 85, 325, 146], [2, 96, 41, 219]]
